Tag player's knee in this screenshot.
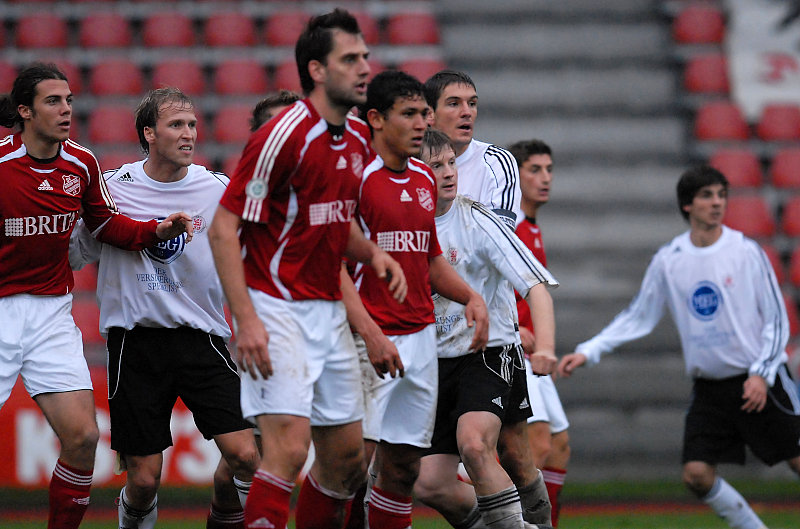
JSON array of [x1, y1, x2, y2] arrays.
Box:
[[787, 455, 800, 477], [459, 436, 494, 472], [681, 463, 714, 497], [412, 472, 446, 506], [127, 471, 161, 499], [59, 421, 99, 458], [223, 444, 259, 478]]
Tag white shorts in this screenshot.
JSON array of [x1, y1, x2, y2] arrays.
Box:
[[355, 325, 438, 448], [240, 289, 363, 427], [0, 294, 92, 408], [525, 357, 569, 433]]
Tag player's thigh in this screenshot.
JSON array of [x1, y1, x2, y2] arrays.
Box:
[[18, 294, 93, 398], [682, 377, 745, 465], [34, 389, 98, 447], [379, 327, 439, 448], [257, 413, 312, 474], [416, 452, 462, 493], [354, 333, 384, 443]]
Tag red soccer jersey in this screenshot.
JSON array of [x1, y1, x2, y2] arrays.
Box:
[[0, 134, 159, 297], [353, 155, 442, 335], [515, 216, 546, 331], [220, 100, 372, 301]]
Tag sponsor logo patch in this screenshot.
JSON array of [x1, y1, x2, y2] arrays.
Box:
[[689, 281, 722, 321], [416, 187, 434, 211]]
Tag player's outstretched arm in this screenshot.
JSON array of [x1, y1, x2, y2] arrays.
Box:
[[208, 205, 271, 379], [557, 353, 587, 378], [156, 212, 194, 242], [526, 283, 557, 376], [345, 220, 408, 303], [428, 255, 489, 352], [340, 266, 404, 378]]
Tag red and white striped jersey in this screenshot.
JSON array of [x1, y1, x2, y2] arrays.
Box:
[[515, 216, 546, 331], [220, 100, 372, 301], [352, 155, 442, 335], [0, 133, 159, 297]]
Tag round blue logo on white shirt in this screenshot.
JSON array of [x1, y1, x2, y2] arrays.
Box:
[[145, 218, 187, 264], [689, 281, 722, 321]]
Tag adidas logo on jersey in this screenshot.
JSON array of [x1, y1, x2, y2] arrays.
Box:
[[492, 396, 504, 409], [116, 172, 134, 182], [248, 518, 276, 529], [336, 155, 347, 170], [519, 397, 530, 409], [37, 179, 53, 191], [400, 189, 412, 202]]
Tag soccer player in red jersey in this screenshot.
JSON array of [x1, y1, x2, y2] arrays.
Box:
[[208, 10, 407, 529], [508, 139, 570, 527], [0, 63, 192, 529], [341, 70, 488, 529]]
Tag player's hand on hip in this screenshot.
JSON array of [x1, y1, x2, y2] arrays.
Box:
[[529, 350, 557, 376], [557, 353, 587, 378], [741, 375, 768, 413], [519, 327, 536, 357], [371, 252, 407, 303], [157, 212, 195, 242], [365, 332, 404, 379], [235, 316, 272, 379], [465, 293, 489, 352]]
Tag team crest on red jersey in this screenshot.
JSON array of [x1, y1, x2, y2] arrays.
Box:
[[416, 187, 434, 211], [447, 247, 458, 265], [351, 153, 363, 177], [62, 174, 81, 196]]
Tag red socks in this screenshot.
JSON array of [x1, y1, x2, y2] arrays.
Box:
[[295, 473, 353, 529], [244, 470, 293, 529], [542, 467, 566, 528], [48, 459, 92, 529], [342, 482, 368, 529], [367, 486, 412, 529]]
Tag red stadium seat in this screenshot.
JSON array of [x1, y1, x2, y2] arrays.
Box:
[[769, 148, 800, 188], [781, 195, 800, 237], [213, 104, 254, 144], [386, 12, 440, 45], [15, 14, 69, 48], [273, 59, 302, 93], [46, 59, 83, 95], [71, 299, 103, 344], [67, 117, 82, 143], [0, 61, 18, 93], [265, 11, 309, 47], [762, 244, 786, 285], [755, 103, 800, 141], [724, 195, 775, 238], [367, 59, 386, 81], [223, 153, 242, 178], [205, 12, 257, 47], [152, 60, 206, 95], [72, 264, 98, 293], [708, 148, 763, 188], [142, 12, 195, 47], [694, 101, 750, 141], [98, 150, 143, 171], [80, 12, 132, 48], [352, 11, 380, 45], [398, 58, 447, 82], [89, 59, 143, 96], [684, 54, 729, 94], [88, 105, 138, 145], [672, 5, 725, 44], [214, 60, 269, 95]]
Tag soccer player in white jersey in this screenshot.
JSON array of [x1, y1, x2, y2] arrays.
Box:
[[69, 88, 259, 529], [0, 63, 192, 529], [208, 10, 407, 529], [507, 139, 570, 527], [341, 70, 488, 529], [414, 129, 558, 529], [425, 70, 553, 526], [559, 166, 800, 529]]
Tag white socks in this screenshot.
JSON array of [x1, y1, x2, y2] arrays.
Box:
[[702, 477, 766, 529], [118, 486, 157, 529]]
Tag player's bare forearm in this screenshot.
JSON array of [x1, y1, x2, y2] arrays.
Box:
[[340, 267, 404, 378], [526, 283, 556, 375], [209, 205, 271, 378], [345, 220, 407, 302], [429, 256, 489, 351]]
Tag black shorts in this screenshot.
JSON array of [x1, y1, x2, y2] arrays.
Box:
[[426, 344, 519, 456], [107, 326, 251, 456], [503, 345, 533, 424], [682, 365, 800, 466]]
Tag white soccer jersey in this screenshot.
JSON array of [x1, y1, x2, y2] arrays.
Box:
[[69, 161, 231, 340], [576, 226, 789, 386], [433, 196, 558, 357], [456, 139, 523, 228]]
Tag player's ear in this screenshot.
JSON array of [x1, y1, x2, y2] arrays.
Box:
[[17, 104, 32, 120], [308, 59, 326, 86], [366, 108, 384, 131], [143, 126, 156, 144]]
